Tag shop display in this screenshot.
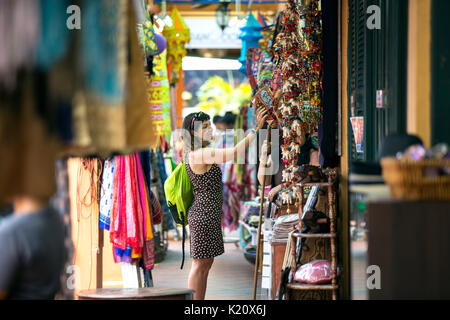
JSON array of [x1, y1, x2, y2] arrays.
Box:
[[286, 169, 339, 300], [0, 0, 347, 302], [107, 153, 155, 270], [271, 0, 323, 204]]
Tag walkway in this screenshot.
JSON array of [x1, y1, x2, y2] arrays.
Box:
[[151, 235, 265, 300]]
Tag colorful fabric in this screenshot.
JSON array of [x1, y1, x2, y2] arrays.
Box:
[[145, 71, 164, 138], [151, 191, 162, 225], [142, 239, 155, 270], [123, 156, 137, 250], [135, 153, 153, 240], [110, 156, 126, 250], [36, 0, 71, 71], [81, 0, 127, 104], [99, 158, 115, 230], [109, 153, 156, 268], [146, 50, 171, 142]]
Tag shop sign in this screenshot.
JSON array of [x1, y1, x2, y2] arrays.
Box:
[[350, 116, 364, 153], [184, 18, 242, 49]]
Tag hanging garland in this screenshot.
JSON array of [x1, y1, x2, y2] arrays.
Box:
[[271, 0, 323, 204]]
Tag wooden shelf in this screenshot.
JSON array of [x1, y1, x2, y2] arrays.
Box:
[[287, 170, 339, 300], [292, 232, 336, 238], [287, 283, 338, 291]]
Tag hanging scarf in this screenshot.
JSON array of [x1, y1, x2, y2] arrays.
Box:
[[110, 156, 126, 250], [125, 155, 139, 252], [135, 153, 153, 240], [142, 239, 155, 270], [150, 191, 162, 225], [99, 158, 115, 230]]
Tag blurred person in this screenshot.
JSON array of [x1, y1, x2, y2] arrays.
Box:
[[181, 110, 267, 300], [217, 112, 238, 232], [222, 112, 237, 130], [0, 196, 66, 300], [212, 115, 226, 132]]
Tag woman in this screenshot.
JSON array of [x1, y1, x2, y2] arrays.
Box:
[[182, 110, 267, 300]]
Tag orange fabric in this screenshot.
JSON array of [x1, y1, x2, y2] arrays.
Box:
[[176, 69, 184, 128]]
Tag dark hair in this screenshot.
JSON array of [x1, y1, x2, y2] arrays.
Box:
[[223, 112, 237, 127], [213, 115, 224, 124], [182, 111, 211, 151]]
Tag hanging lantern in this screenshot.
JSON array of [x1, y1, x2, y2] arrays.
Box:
[[238, 13, 263, 74], [163, 8, 190, 76], [216, 1, 231, 31]]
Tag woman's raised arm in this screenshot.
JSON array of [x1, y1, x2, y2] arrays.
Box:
[[189, 108, 268, 165]]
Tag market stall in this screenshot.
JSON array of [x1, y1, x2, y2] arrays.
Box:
[[0, 0, 343, 301]]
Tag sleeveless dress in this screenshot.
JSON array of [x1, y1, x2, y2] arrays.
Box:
[[185, 153, 225, 259]]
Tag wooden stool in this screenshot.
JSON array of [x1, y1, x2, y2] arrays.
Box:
[[77, 288, 194, 300]]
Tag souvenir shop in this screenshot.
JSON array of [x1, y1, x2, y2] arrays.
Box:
[[232, 0, 342, 300], [0, 0, 346, 301]]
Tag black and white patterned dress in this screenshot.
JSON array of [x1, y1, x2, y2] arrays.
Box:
[[185, 153, 225, 259]]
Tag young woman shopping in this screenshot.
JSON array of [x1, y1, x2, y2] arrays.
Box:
[[181, 109, 267, 300]]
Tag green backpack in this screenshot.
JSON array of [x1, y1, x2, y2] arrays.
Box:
[[163, 161, 193, 269]]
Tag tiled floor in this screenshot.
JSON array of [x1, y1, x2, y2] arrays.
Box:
[[151, 237, 265, 300]]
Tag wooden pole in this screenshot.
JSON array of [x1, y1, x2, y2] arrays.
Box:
[[96, 159, 104, 289], [252, 127, 272, 300]]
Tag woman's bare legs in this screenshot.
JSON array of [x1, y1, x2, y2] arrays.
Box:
[[188, 258, 214, 300]]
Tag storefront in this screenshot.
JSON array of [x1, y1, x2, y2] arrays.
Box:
[[1, 0, 449, 302]]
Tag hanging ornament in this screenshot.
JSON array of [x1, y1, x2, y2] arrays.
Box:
[[163, 8, 190, 77], [142, 20, 159, 56], [271, 0, 324, 204], [238, 13, 263, 74]]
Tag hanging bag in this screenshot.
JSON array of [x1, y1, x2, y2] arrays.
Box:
[[164, 161, 193, 269]]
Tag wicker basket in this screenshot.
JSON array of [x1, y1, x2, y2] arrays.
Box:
[[381, 157, 450, 200]]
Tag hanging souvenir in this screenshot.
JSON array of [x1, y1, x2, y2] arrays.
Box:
[[142, 20, 159, 56], [154, 50, 172, 143], [162, 8, 190, 78], [238, 13, 263, 74], [271, 0, 323, 203]]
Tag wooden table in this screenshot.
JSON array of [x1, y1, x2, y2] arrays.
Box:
[[77, 288, 194, 300]]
